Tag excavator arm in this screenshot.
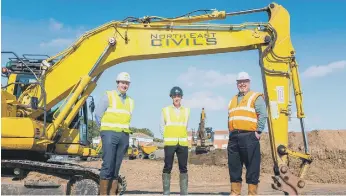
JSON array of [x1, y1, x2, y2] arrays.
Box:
[[198, 108, 206, 143], [2, 2, 312, 195]]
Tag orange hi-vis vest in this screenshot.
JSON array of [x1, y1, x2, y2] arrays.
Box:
[[228, 91, 263, 132]]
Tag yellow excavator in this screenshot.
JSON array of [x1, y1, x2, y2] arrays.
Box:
[[92, 138, 140, 160], [192, 108, 215, 154], [1, 2, 312, 195], [95, 138, 158, 160], [1, 59, 100, 161]]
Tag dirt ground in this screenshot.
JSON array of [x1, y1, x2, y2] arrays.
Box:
[[80, 159, 346, 195], [79, 130, 346, 194], [188, 130, 346, 185], [2, 130, 346, 195]]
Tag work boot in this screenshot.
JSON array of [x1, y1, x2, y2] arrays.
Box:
[[162, 173, 171, 195], [99, 179, 109, 195], [248, 184, 258, 196], [230, 182, 241, 196], [109, 179, 118, 195], [179, 173, 188, 196]]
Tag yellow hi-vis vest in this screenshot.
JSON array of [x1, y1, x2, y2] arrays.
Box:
[[100, 90, 134, 133], [228, 91, 262, 132], [163, 105, 190, 146]]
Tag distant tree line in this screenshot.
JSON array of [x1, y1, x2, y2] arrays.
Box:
[[87, 120, 160, 141], [129, 127, 154, 137]]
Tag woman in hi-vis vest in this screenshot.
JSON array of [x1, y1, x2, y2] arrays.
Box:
[[160, 86, 190, 196]]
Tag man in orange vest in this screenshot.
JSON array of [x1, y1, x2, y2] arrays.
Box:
[[227, 72, 267, 196]]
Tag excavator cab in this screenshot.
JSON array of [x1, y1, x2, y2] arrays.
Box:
[[2, 52, 51, 119], [1, 52, 98, 160]]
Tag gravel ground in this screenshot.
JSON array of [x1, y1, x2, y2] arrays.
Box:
[[3, 158, 346, 195], [3, 130, 346, 195], [79, 159, 346, 195]]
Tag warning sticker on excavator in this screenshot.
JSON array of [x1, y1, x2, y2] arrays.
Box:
[[276, 86, 284, 104], [270, 101, 279, 120]]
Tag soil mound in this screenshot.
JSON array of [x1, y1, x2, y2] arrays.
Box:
[[188, 130, 346, 184], [189, 149, 227, 166]]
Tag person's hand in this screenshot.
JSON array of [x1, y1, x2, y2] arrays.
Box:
[[255, 132, 261, 140]]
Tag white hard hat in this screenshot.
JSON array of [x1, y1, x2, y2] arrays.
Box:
[[116, 72, 131, 82], [236, 72, 250, 81]]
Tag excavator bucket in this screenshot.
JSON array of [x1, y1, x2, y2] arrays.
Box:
[[195, 146, 209, 155]]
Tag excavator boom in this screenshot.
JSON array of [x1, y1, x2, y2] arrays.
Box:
[[1, 2, 312, 195]]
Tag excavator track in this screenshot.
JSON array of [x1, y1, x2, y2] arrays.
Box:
[[1, 159, 127, 195]]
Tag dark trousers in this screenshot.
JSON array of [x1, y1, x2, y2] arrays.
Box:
[[163, 145, 188, 174], [100, 131, 129, 180], [227, 131, 261, 184]]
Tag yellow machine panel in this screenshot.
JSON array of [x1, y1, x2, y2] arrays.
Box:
[[2, 118, 41, 138], [1, 91, 18, 117]]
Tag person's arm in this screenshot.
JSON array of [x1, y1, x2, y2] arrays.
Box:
[[228, 98, 232, 134], [254, 95, 268, 134], [160, 110, 165, 138], [129, 98, 135, 120], [186, 108, 190, 133], [94, 93, 109, 128]]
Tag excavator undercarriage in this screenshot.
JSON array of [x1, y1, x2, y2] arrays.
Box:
[[1, 150, 127, 195]]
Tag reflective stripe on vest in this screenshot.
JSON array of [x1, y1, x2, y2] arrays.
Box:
[[163, 106, 190, 146], [164, 138, 188, 142], [228, 91, 262, 132], [100, 90, 134, 133], [100, 122, 130, 129]]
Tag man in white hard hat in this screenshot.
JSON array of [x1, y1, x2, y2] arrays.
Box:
[[95, 72, 134, 195], [227, 71, 267, 195]]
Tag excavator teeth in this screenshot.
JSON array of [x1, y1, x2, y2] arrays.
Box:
[[271, 183, 280, 191], [271, 176, 281, 190], [271, 175, 299, 195]]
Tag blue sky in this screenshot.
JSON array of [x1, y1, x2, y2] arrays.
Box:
[[2, 0, 346, 138]]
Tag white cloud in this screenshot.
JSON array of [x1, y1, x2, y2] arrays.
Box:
[[49, 18, 63, 31], [40, 38, 74, 48], [182, 91, 227, 111], [302, 60, 346, 78], [177, 66, 237, 88], [39, 19, 86, 50], [2, 17, 87, 56]]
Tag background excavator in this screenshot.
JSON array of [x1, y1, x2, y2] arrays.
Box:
[[1, 2, 312, 195], [191, 108, 215, 154], [95, 138, 158, 160]]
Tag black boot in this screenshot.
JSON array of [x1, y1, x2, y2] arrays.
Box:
[[180, 173, 188, 195], [162, 173, 171, 195]]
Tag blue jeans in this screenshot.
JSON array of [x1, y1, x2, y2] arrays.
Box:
[[99, 131, 129, 180]]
